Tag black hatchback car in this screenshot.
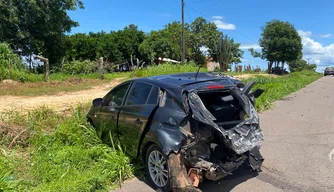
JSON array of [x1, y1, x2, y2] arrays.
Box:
[[87, 72, 265, 191], [324, 67, 334, 76]]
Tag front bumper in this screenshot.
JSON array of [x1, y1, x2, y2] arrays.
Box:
[[325, 71, 334, 75]]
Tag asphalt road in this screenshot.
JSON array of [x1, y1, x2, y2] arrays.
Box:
[[114, 76, 334, 192]]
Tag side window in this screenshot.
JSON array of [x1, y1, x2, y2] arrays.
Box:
[[126, 82, 153, 105], [147, 86, 159, 105], [164, 93, 184, 111], [103, 83, 130, 106]]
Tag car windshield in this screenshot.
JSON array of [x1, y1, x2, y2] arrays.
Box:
[[325, 67, 334, 70]]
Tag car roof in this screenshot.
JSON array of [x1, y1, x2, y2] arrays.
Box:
[[133, 72, 238, 90]]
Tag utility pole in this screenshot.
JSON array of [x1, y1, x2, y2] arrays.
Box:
[[181, 0, 185, 64]]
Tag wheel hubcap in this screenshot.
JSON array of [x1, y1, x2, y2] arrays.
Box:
[[148, 150, 168, 187]]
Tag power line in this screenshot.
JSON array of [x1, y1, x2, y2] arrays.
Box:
[[185, 4, 210, 19], [185, 4, 192, 23]]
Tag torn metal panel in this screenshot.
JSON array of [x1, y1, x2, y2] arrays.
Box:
[[187, 89, 264, 155], [225, 101, 264, 154], [155, 122, 186, 155], [187, 92, 226, 136], [248, 147, 264, 172]]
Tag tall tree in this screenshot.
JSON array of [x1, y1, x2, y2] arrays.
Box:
[[139, 30, 180, 64], [0, 0, 84, 66], [188, 17, 220, 64], [253, 20, 302, 72], [115, 24, 145, 62], [212, 34, 243, 71]]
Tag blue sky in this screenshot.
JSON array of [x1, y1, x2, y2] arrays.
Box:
[[69, 0, 334, 72]]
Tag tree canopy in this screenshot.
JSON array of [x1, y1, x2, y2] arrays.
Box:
[[249, 20, 303, 72], [0, 0, 84, 66], [0, 1, 243, 71], [64, 17, 243, 69]]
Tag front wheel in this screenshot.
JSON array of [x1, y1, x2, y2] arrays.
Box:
[[145, 145, 170, 191]]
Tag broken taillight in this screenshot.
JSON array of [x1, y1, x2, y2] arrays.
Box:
[[207, 85, 224, 89]]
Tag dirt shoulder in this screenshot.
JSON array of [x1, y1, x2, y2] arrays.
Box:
[[0, 78, 124, 113], [0, 74, 276, 113], [233, 73, 278, 79]]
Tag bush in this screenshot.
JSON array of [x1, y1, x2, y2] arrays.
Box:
[[63, 60, 98, 75], [132, 62, 207, 78], [288, 59, 317, 72], [0, 43, 26, 81], [243, 71, 322, 111]]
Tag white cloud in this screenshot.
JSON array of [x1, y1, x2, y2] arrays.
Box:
[[212, 16, 223, 19], [212, 16, 236, 30], [299, 30, 334, 71], [240, 44, 261, 50], [241, 58, 252, 62], [320, 34, 332, 38], [298, 30, 312, 38], [200, 46, 209, 55]]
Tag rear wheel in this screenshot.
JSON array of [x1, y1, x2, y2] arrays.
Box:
[[145, 145, 170, 191]]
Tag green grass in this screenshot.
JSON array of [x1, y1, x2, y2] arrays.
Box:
[[0, 63, 203, 96], [243, 70, 323, 111], [8, 70, 131, 82], [0, 67, 323, 191], [0, 105, 133, 191], [131, 62, 207, 78]]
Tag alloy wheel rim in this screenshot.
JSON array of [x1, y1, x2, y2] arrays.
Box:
[[148, 150, 168, 187]]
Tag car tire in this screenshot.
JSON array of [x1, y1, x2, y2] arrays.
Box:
[[145, 144, 171, 192]]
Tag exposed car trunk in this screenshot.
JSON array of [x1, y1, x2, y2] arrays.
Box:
[[198, 90, 245, 129], [179, 87, 264, 183]]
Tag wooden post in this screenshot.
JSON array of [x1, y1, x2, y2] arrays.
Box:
[[130, 55, 134, 71], [35, 56, 49, 81], [99, 57, 104, 79], [7, 58, 11, 79]]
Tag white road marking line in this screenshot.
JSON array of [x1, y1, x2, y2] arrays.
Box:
[[329, 148, 334, 161]]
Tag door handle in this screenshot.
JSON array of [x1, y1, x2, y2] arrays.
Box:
[[135, 119, 143, 124]]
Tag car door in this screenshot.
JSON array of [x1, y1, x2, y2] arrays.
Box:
[[118, 82, 160, 158], [96, 82, 131, 144]]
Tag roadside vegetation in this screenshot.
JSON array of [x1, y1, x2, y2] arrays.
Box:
[[0, 105, 133, 191], [244, 70, 322, 111], [0, 69, 322, 191]]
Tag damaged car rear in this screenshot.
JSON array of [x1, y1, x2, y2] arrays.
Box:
[[86, 72, 265, 192]]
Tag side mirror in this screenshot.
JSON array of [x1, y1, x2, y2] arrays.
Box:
[[92, 98, 103, 107], [248, 89, 265, 98]]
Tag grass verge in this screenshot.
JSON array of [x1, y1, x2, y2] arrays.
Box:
[[243, 70, 323, 111], [0, 63, 207, 96], [0, 105, 133, 191]]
